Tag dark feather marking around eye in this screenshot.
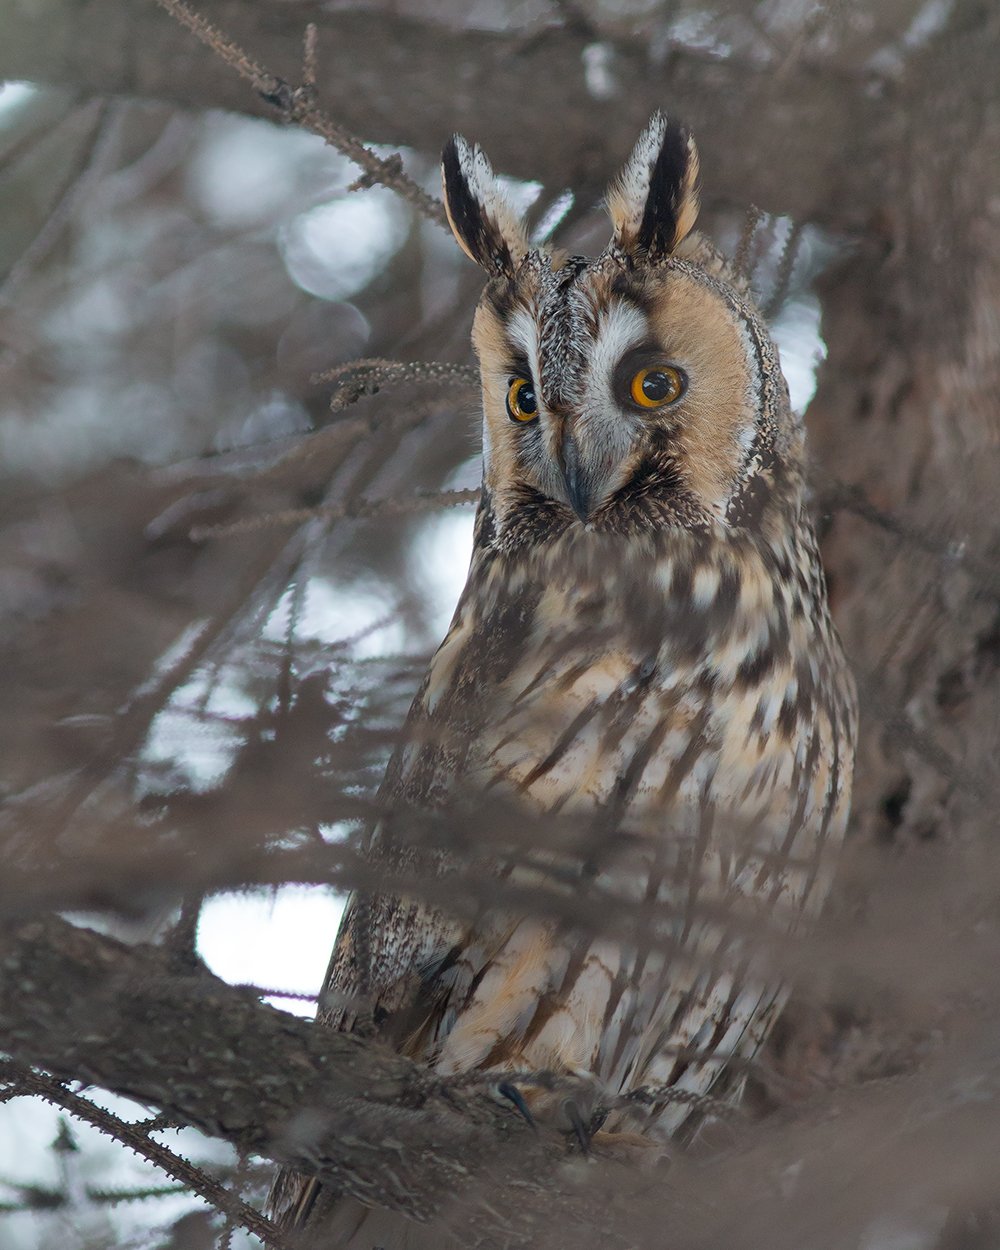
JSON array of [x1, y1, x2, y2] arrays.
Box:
[[612, 342, 680, 400], [483, 281, 517, 322], [505, 353, 534, 382], [608, 273, 657, 319]]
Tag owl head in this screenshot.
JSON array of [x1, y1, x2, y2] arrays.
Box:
[[441, 114, 803, 545]]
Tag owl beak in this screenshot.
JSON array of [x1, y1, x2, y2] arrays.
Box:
[[558, 429, 591, 522]]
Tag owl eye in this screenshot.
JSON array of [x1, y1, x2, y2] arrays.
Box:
[[628, 366, 686, 409], [506, 376, 539, 423]]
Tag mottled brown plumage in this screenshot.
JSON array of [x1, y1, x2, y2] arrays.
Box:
[[270, 113, 857, 1247]]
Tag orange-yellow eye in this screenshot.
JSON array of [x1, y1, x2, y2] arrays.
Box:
[[629, 366, 686, 409], [506, 376, 538, 422]]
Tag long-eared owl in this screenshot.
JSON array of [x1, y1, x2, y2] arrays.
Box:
[[270, 113, 858, 1247]]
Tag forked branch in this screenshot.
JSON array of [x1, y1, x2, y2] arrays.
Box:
[[153, 0, 447, 225]]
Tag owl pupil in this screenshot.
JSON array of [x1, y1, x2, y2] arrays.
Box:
[[642, 372, 672, 401], [507, 378, 538, 422]]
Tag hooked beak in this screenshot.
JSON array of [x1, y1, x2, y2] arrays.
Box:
[[558, 428, 590, 522]]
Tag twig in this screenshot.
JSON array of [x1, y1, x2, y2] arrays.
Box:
[[0, 99, 120, 302], [301, 23, 319, 91], [218, 1147, 253, 1250], [152, 0, 271, 87], [152, 0, 447, 226], [312, 358, 479, 412], [733, 203, 763, 285], [763, 218, 804, 319], [0, 1061, 290, 1249], [0, 95, 82, 188], [190, 487, 480, 541], [236, 984, 319, 1004], [816, 471, 999, 594]]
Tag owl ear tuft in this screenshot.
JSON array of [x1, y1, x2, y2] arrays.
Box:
[[607, 113, 700, 262], [441, 136, 531, 277]]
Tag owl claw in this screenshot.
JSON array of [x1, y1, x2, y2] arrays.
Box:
[[563, 1098, 592, 1155], [497, 1081, 537, 1130]]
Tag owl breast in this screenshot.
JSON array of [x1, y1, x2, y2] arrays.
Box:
[[410, 519, 854, 1134]]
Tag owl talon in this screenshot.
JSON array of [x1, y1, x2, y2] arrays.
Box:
[[497, 1081, 537, 1130], [563, 1098, 592, 1155]]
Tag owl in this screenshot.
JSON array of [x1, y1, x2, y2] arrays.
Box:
[[269, 114, 858, 1247]]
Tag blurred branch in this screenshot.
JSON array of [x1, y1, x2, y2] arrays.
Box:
[[4, 914, 1000, 1249], [0, 100, 121, 300], [190, 486, 480, 541], [816, 471, 999, 596], [314, 359, 479, 412], [153, 0, 447, 225], [0, 0, 899, 226], [0, 914, 598, 1246]]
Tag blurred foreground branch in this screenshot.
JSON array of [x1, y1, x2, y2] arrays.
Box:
[[0, 913, 631, 1248], [5, 913, 1000, 1250], [0, 0, 894, 225]]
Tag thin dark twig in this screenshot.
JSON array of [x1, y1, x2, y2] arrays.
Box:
[[87, 1182, 189, 1204], [190, 487, 480, 542], [0, 1061, 290, 1249], [152, 0, 271, 85], [0, 95, 82, 188], [236, 983, 319, 1003], [764, 218, 804, 319], [140, 1112, 185, 1134], [218, 1147, 253, 1250], [152, 0, 447, 225], [816, 472, 999, 593], [733, 203, 763, 285]]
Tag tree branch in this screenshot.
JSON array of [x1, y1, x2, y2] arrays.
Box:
[[0, 0, 892, 226], [0, 913, 612, 1246]]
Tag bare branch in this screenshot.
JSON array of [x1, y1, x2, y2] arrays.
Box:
[[190, 487, 480, 542], [0, 913, 605, 1246], [313, 359, 479, 412], [0, 0, 897, 226], [152, 0, 447, 225], [0, 1062, 289, 1248]]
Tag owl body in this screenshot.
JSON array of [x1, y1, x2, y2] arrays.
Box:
[[271, 115, 857, 1243]]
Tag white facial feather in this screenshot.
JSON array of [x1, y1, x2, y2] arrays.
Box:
[[587, 302, 649, 410], [507, 307, 541, 380], [574, 301, 648, 501]]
